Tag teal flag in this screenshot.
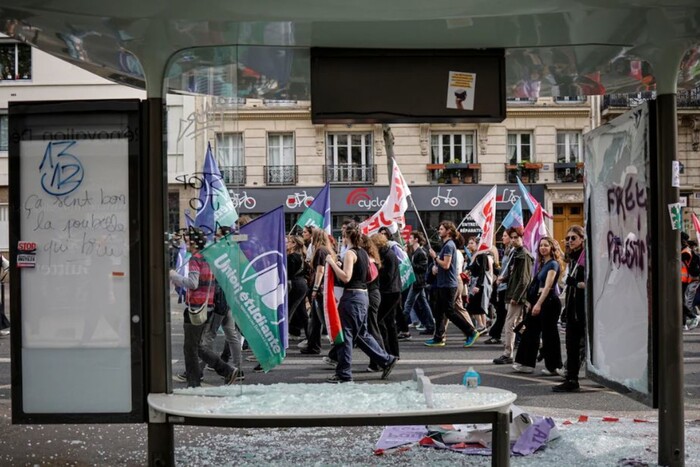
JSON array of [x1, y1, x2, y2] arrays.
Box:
[[391, 242, 416, 291], [201, 207, 287, 372], [295, 183, 331, 234]]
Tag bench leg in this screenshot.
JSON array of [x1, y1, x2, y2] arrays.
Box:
[[491, 411, 510, 467]]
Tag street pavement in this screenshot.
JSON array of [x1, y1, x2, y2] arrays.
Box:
[[0, 295, 699, 465]]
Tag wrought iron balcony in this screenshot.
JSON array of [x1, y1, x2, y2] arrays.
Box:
[[602, 88, 700, 112], [426, 163, 480, 184], [602, 91, 656, 111], [324, 164, 377, 184], [678, 87, 700, 108], [507, 97, 537, 104], [219, 166, 246, 185], [553, 162, 584, 183], [505, 163, 541, 183], [554, 96, 587, 104], [264, 165, 298, 185]]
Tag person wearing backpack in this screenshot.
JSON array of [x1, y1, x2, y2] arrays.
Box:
[[681, 233, 700, 330]]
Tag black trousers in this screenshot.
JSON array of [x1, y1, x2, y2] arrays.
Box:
[[489, 289, 507, 340], [565, 302, 586, 382], [288, 279, 309, 337], [433, 287, 475, 341], [515, 295, 562, 370], [377, 291, 401, 357], [183, 319, 234, 387], [306, 294, 324, 352]]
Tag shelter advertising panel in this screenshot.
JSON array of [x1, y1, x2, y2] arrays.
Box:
[[9, 100, 144, 423], [583, 102, 655, 406]]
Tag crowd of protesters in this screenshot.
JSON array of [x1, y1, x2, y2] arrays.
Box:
[[165, 216, 602, 393]]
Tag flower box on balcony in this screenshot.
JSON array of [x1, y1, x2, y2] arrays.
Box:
[[426, 163, 445, 170], [505, 164, 519, 170], [468, 163, 481, 170], [445, 162, 469, 170], [576, 162, 585, 169], [523, 162, 543, 170]]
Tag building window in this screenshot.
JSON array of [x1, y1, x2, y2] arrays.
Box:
[[430, 133, 476, 164], [0, 42, 32, 81], [326, 133, 374, 183], [0, 113, 7, 151], [216, 133, 245, 185], [556, 131, 582, 163], [267, 133, 296, 185], [507, 132, 533, 164]]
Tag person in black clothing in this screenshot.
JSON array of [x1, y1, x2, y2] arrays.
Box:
[[513, 236, 563, 375], [404, 231, 435, 334], [554, 225, 586, 392], [371, 233, 403, 359], [286, 235, 309, 340], [465, 236, 493, 332], [486, 230, 513, 344], [304, 229, 333, 354]]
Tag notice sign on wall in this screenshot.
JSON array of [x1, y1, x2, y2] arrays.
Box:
[[446, 71, 476, 110]]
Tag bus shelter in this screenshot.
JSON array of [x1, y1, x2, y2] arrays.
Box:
[[1, 1, 699, 465]]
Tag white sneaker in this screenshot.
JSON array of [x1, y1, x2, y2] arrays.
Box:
[[683, 325, 690, 331], [512, 363, 535, 374], [322, 356, 337, 367], [0, 329, 9, 337], [297, 339, 308, 349], [555, 367, 567, 378], [541, 368, 558, 376], [689, 317, 700, 330]]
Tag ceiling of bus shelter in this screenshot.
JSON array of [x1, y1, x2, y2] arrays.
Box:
[[1, 0, 699, 99]]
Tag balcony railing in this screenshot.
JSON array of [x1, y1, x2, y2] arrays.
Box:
[[426, 163, 480, 184], [324, 164, 377, 184], [602, 92, 656, 111], [264, 165, 298, 185], [505, 163, 541, 183], [507, 97, 537, 104], [220, 166, 246, 185], [554, 162, 584, 183], [678, 88, 700, 108], [602, 89, 700, 111], [554, 96, 587, 104]]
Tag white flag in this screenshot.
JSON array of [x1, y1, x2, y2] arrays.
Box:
[[467, 185, 497, 253], [360, 159, 412, 236]]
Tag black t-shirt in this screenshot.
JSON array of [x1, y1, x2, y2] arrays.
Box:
[[312, 247, 329, 269], [287, 252, 305, 281]]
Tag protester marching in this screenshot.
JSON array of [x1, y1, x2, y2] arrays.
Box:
[[166, 149, 700, 397]]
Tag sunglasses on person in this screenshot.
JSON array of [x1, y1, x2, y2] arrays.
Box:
[[565, 235, 579, 241]]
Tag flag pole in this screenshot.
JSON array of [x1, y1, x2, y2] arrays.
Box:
[[408, 193, 431, 243]]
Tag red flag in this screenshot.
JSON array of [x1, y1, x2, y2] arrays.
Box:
[[323, 266, 344, 345]]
